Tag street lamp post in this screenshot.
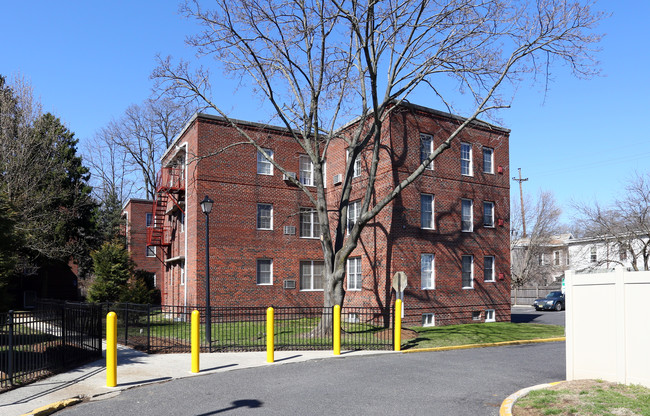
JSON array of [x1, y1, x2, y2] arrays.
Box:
[[200, 195, 214, 352]]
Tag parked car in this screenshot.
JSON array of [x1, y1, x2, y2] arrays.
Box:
[[533, 291, 565, 311]]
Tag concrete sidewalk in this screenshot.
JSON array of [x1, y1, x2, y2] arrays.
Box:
[[1, 346, 392, 416]]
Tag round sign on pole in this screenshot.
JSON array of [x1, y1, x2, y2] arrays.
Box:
[[392, 271, 408, 294]]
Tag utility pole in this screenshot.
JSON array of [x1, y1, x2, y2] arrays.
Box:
[[513, 168, 528, 237]]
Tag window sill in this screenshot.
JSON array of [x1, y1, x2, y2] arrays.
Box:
[[347, 288, 362, 292], [462, 287, 474, 290], [421, 287, 435, 290], [300, 289, 324, 292], [256, 228, 273, 231], [256, 283, 273, 286], [484, 280, 496, 283]]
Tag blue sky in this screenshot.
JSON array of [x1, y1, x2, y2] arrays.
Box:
[[2, 1, 648, 224]]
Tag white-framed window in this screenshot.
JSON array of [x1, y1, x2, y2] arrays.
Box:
[[422, 313, 435, 327], [347, 257, 362, 291], [554, 251, 560, 266], [484, 256, 495, 282], [483, 147, 494, 174], [299, 155, 314, 186], [256, 259, 273, 285], [146, 212, 153, 227], [483, 201, 495, 227], [421, 254, 435, 289], [347, 201, 360, 233], [348, 149, 362, 178], [257, 203, 273, 230], [300, 208, 320, 238], [485, 309, 495, 322], [257, 148, 274, 175], [421, 194, 435, 229], [461, 199, 473, 232], [146, 246, 156, 257], [152, 273, 157, 288], [420, 133, 434, 170], [300, 260, 324, 291], [180, 266, 185, 285], [461, 142, 473, 176], [462, 255, 474, 289], [590, 246, 597, 263]]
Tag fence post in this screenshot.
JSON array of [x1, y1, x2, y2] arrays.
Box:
[[266, 307, 274, 363], [107, 312, 117, 387], [147, 304, 151, 353], [191, 310, 200, 373], [124, 303, 129, 347], [394, 299, 402, 352], [333, 305, 341, 356], [8, 310, 14, 386]]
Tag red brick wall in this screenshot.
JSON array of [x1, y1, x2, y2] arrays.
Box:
[[122, 199, 163, 288], [156, 105, 511, 326]]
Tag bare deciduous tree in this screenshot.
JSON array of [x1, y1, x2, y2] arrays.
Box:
[[94, 97, 196, 200], [511, 190, 564, 287], [573, 172, 650, 271], [154, 0, 604, 308]]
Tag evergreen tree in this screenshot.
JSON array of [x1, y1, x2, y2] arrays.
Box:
[[87, 241, 133, 302]]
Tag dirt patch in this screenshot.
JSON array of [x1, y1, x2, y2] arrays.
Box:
[[375, 328, 418, 341], [513, 379, 645, 416]]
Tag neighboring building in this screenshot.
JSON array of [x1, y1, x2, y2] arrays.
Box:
[[511, 233, 573, 286], [122, 199, 163, 290], [567, 234, 650, 273], [135, 102, 512, 326]]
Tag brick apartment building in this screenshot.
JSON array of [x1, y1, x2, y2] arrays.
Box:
[[122, 199, 163, 284], [134, 102, 511, 326]]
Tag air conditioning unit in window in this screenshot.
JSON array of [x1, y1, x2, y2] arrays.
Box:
[[333, 174, 342, 185], [283, 172, 296, 181], [283, 226, 296, 235], [283, 280, 296, 289]]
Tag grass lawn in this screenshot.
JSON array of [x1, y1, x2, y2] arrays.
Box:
[[402, 322, 565, 350], [514, 379, 650, 416]]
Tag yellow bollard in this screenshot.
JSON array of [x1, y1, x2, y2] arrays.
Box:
[[333, 305, 341, 355], [394, 299, 402, 352], [266, 307, 274, 363], [106, 312, 117, 387], [191, 310, 200, 373]]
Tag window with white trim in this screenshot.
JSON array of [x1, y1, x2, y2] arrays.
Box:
[[484, 256, 495, 282], [348, 150, 361, 178], [299, 155, 314, 186], [146, 246, 156, 257], [420, 134, 434, 170], [590, 246, 597, 263], [461, 199, 473, 232], [256, 259, 273, 285], [483, 147, 494, 174], [257, 204, 273, 230], [485, 309, 495, 322], [421, 254, 435, 289], [422, 313, 435, 327], [462, 255, 474, 289], [146, 212, 153, 227], [347, 257, 362, 291], [461, 142, 473, 176], [421, 194, 434, 229], [300, 208, 320, 238], [300, 260, 324, 291], [483, 201, 495, 227], [180, 266, 185, 285], [347, 201, 360, 233], [554, 251, 560, 265], [257, 148, 274, 175]]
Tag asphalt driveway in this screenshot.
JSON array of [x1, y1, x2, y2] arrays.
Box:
[[511, 305, 565, 326]]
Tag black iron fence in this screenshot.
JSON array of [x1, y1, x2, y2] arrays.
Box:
[[0, 303, 103, 391], [79, 302, 393, 354]]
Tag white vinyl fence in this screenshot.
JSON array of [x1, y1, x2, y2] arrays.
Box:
[[565, 269, 650, 388]]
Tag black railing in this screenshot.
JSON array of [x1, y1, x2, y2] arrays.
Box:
[[0, 303, 103, 392], [89, 303, 392, 354]]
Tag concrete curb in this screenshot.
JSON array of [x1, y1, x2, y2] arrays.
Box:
[[20, 397, 84, 416], [401, 337, 566, 353], [499, 381, 564, 416]]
